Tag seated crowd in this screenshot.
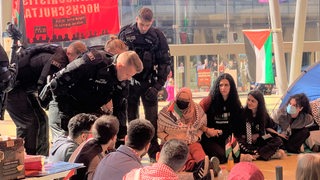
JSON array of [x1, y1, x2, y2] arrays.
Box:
[[42, 72, 320, 180], [13, 36, 320, 179], [3, 6, 320, 180]]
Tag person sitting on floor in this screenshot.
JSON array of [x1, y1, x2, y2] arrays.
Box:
[[123, 139, 189, 180], [69, 115, 119, 180], [237, 90, 285, 161], [93, 119, 155, 180], [48, 113, 97, 162], [276, 93, 314, 153], [157, 87, 210, 179], [199, 73, 243, 164], [306, 98, 320, 152]]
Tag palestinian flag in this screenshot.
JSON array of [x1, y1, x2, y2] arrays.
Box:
[[231, 134, 240, 158], [225, 133, 240, 158], [225, 136, 232, 158], [243, 29, 274, 84]]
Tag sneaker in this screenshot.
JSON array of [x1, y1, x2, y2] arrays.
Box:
[[271, 149, 286, 159], [193, 155, 210, 180], [209, 156, 220, 177]]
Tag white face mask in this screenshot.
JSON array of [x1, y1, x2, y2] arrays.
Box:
[[286, 104, 297, 115]]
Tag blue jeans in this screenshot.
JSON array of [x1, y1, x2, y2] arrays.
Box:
[[48, 100, 65, 142]]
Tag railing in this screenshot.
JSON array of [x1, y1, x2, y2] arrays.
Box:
[[168, 41, 320, 90], [169, 41, 320, 55]]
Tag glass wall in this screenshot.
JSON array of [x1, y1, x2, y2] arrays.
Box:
[[120, 0, 320, 93], [121, 0, 320, 44]]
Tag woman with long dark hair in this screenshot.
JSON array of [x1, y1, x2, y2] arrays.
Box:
[[276, 93, 314, 153], [200, 73, 242, 164], [237, 90, 285, 160]]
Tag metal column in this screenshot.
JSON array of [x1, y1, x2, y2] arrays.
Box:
[[289, 0, 308, 85], [269, 0, 288, 95]]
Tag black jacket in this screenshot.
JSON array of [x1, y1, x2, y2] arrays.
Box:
[[52, 49, 129, 130], [118, 23, 171, 90], [14, 44, 68, 91]]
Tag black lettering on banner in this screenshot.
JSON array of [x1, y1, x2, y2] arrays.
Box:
[[24, 4, 100, 18], [52, 15, 86, 29], [34, 26, 47, 34]]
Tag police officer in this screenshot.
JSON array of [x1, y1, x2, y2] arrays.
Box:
[[48, 41, 88, 142], [0, 44, 15, 120], [100, 36, 129, 115], [6, 44, 69, 155], [118, 7, 172, 162], [46, 50, 143, 142]]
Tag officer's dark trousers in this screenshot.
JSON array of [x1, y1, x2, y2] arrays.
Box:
[[127, 82, 160, 160], [6, 88, 49, 156]]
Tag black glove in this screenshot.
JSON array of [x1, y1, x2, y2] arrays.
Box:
[[145, 87, 158, 102]]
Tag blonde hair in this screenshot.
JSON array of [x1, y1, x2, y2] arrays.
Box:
[[119, 51, 143, 73], [296, 154, 320, 180], [104, 35, 128, 55]]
